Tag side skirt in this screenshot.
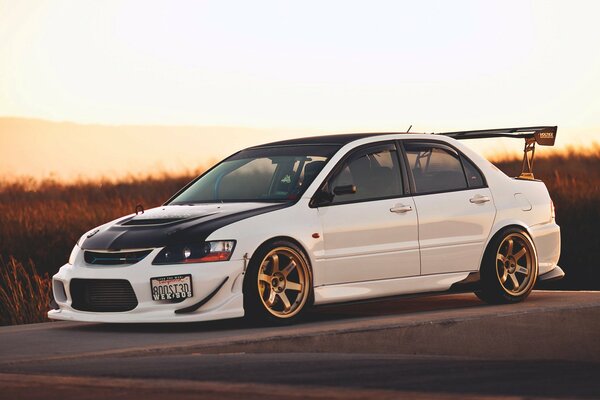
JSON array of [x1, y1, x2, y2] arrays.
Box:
[[313, 272, 475, 306]]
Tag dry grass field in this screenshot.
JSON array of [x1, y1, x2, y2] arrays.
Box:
[[1, 148, 599, 325]]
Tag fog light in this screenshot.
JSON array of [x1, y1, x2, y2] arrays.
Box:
[[53, 279, 67, 303]]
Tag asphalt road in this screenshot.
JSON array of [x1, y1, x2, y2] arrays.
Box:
[[2, 291, 600, 399]]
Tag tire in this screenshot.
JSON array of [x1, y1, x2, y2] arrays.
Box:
[[476, 227, 538, 304], [243, 240, 313, 324]]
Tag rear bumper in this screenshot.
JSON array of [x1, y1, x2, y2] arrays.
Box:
[[529, 221, 561, 276], [538, 265, 565, 282]]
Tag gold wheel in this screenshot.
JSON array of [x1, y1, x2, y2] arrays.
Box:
[[257, 246, 310, 319], [495, 232, 536, 296]]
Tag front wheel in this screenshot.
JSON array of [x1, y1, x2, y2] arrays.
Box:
[[476, 227, 538, 304], [243, 241, 312, 324]]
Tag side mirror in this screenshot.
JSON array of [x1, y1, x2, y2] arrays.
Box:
[[310, 189, 334, 207], [333, 185, 357, 195]]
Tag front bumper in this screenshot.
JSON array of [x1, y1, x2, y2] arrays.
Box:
[[48, 248, 246, 323]]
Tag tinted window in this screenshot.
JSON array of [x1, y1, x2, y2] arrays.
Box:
[[404, 143, 468, 194], [328, 144, 403, 204], [461, 155, 485, 188]]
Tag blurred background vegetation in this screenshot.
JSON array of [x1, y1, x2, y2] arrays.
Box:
[[1, 148, 599, 325]]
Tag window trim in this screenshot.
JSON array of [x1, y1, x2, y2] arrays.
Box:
[[309, 141, 409, 208], [460, 154, 487, 189], [399, 139, 488, 197]]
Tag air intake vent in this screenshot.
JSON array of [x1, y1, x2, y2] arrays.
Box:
[[70, 279, 138, 312], [84, 250, 152, 265], [122, 218, 183, 226]]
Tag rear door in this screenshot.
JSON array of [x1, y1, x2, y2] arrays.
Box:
[[315, 142, 420, 285], [402, 141, 496, 275]]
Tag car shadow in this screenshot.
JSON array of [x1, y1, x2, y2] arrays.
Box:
[[54, 292, 492, 335]]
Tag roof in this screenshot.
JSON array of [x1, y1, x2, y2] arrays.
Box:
[[252, 132, 409, 148], [251, 125, 558, 148]]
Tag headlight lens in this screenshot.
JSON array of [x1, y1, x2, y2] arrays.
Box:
[[152, 240, 236, 265]]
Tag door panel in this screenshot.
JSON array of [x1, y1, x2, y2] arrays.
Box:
[[317, 197, 420, 285], [402, 140, 496, 275], [414, 188, 496, 274], [315, 142, 420, 285]]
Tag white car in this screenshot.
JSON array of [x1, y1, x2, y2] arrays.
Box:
[[49, 126, 563, 324]]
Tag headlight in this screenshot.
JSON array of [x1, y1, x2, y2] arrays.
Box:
[[68, 244, 80, 265], [152, 240, 236, 265]]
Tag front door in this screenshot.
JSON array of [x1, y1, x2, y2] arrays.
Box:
[[315, 142, 420, 285]]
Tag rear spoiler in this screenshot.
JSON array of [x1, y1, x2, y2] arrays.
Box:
[[436, 126, 557, 180]]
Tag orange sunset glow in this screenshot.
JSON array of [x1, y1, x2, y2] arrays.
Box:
[[1, 1, 600, 181]]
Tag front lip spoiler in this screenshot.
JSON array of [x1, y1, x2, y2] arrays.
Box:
[[174, 277, 229, 314]]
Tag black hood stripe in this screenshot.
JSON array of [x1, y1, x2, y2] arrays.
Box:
[[81, 203, 290, 251]]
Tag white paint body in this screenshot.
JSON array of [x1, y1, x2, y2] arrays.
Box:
[[49, 134, 561, 323]]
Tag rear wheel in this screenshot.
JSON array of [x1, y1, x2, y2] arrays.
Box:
[[244, 241, 312, 324], [476, 227, 538, 304]]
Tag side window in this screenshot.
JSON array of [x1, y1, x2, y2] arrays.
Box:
[[328, 144, 403, 204], [404, 143, 468, 194], [461, 155, 485, 188]]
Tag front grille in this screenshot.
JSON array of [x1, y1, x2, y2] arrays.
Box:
[[84, 250, 152, 265], [70, 279, 138, 312]]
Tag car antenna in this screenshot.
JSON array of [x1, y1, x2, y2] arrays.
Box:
[[406, 125, 412, 133]]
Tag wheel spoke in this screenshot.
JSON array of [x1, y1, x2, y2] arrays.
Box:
[[500, 269, 508, 283], [270, 254, 280, 272], [506, 238, 514, 256], [286, 281, 302, 292], [497, 253, 506, 263], [281, 260, 296, 277], [266, 290, 277, 307], [278, 292, 292, 311], [514, 247, 527, 261], [258, 273, 271, 283], [516, 265, 529, 275], [508, 273, 519, 289]]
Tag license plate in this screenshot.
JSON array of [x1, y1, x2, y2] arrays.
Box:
[[150, 274, 193, 301]]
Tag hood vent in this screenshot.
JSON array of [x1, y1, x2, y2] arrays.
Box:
[[121, 218, 184, 226]]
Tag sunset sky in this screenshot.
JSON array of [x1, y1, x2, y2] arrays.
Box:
[[1, 0, 600, 181]]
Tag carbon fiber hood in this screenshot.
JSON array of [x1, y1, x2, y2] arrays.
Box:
[[80, 203, 288, 251]]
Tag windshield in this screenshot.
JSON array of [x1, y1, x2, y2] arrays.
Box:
[[169, 145, 339, 204]]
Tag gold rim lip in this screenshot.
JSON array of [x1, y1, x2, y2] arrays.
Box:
[[495, 232, 537, 297], [257, 247, 311, 319]]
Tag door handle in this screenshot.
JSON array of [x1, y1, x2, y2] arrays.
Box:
[[390, 204, 413, 213], [469, 194, 491, 204]]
